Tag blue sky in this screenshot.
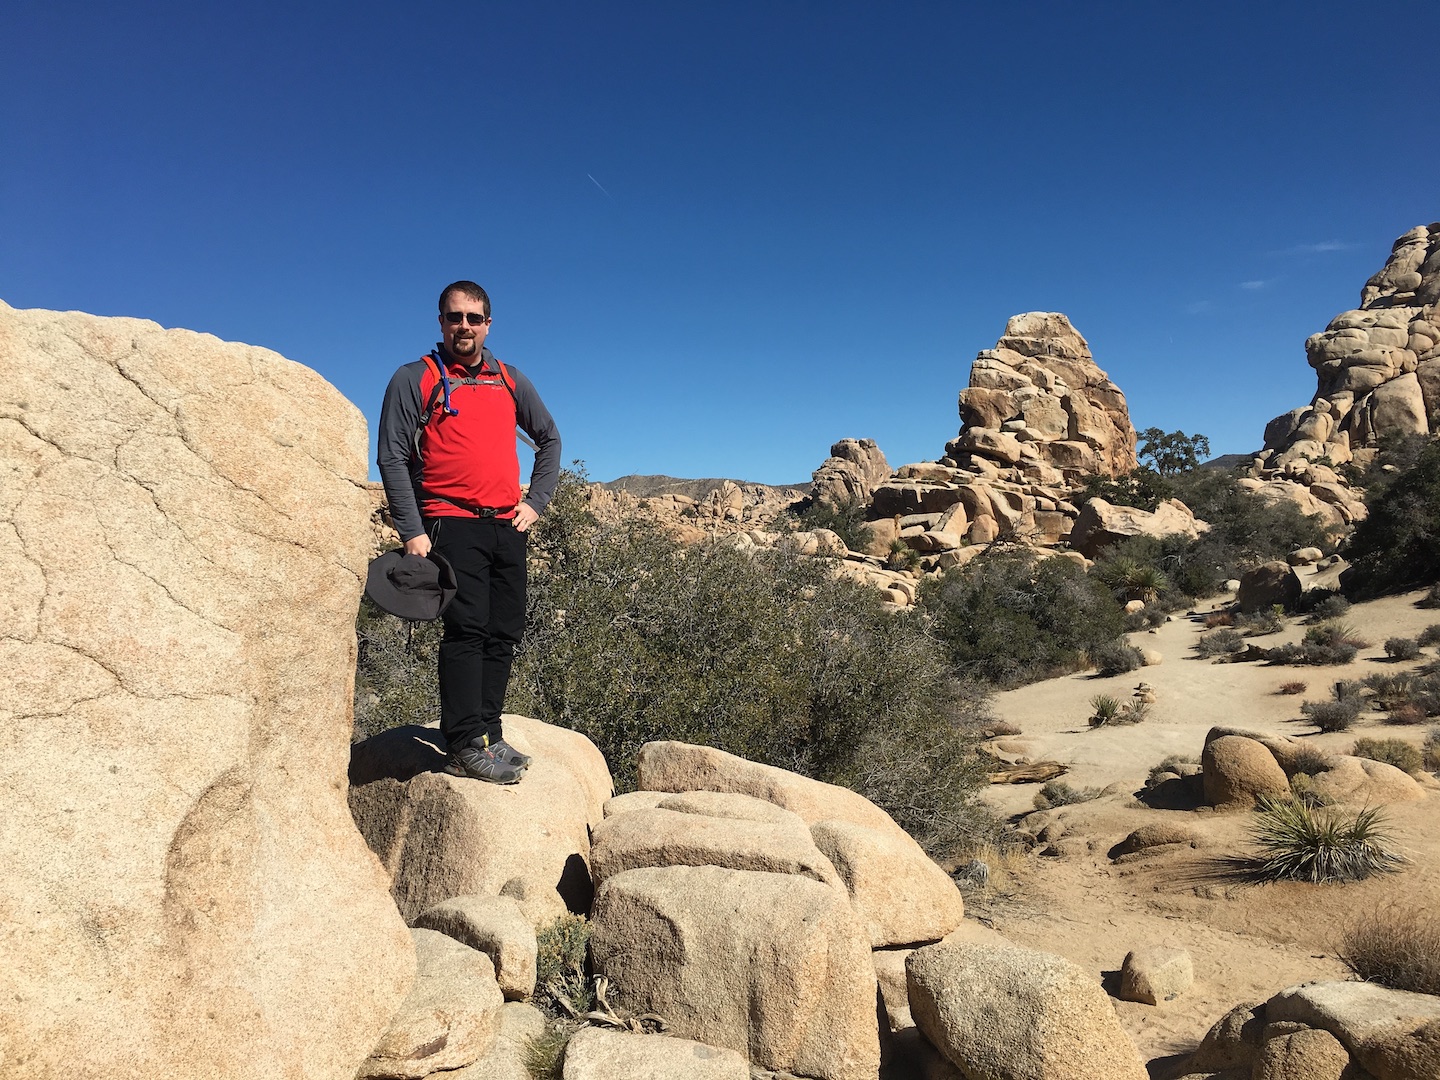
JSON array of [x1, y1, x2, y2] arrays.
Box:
[[3, 2, 1436, 484]]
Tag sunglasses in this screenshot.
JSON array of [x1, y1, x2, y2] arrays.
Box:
[[443, 311, 490, 326]]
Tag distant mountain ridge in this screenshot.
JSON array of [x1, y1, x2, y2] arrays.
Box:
[[601, 474, 809, 500]]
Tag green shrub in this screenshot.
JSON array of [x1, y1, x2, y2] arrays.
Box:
[[920, 548, 1125, 688], [1305, 620, 1368, 650], [1267, 641, 1359, 666], [884, 537, 921, 573], [1351, 737, 1424, 774], [1033, 780, 1100, 809], [1344, 438, 1440, 598], [511, 470, 995, 857], [1249, 797, 1406, 883], [534, 914, 593, 1019], [1301, 697, 1365, 733], [1426, 728, 1440, 772], [523, 1021, 577, 1080], [1235, 608, 1283, 636], [1196, 628, 1246, 657], [1420, 584, 1440, 609], [1340, 903, 1440, 996], [1091, 639, 1145, 676], [1385, 637, 1421, 661], [1163, 469, 1333, 597], [1417, 623, 1440, 647], [1303, 594, 1351, 623], [796, 493, 873, 554]]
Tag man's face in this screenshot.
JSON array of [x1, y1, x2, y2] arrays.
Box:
[[439, 291, 491, 363]]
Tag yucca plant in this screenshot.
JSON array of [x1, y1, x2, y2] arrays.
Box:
[[1249, 797, 1406, 884], [1088, 693, 1122, 727]]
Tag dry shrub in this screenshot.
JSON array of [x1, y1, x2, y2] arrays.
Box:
[[1301, 697, 1364, 733], [1418, 623, 1440, 647], [1340, 903, 1440, 995], [1196, 628, 1246, 657], [1427, 728, 1440, 772], [1204, 611, 1236, 629], [985, 720, 1022, 737], [1385, 637, 1421, 661], [1351, 737, 1424, 774], [1289, 744, 1335, 776], [1388, 703, 1427, 726], [1278, 680, 1308, 696], [1033, 780, 1100, 809]]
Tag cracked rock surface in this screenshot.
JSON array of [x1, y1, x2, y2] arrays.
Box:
[[0, 301, 414, 1080]]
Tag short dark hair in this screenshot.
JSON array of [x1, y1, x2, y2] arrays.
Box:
[[439, 280, 490, 318]]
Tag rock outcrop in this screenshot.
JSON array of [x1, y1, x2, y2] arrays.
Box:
[[810, 437, 892, 508], [1264, 224, 1440, 472], [0, 303, 414, 1079], [951, 312, 1138, 481]]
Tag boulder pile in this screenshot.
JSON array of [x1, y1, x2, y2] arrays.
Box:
[[348, 729, 1158, 1079]]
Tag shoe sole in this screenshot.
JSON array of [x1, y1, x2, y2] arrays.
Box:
[[443, 759, 527, 785]]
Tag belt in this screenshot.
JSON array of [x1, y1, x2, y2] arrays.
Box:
[[424, 493, 510, 518]]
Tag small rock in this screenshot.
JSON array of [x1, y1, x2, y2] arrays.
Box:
[[1118, 946, 1193, 1006]]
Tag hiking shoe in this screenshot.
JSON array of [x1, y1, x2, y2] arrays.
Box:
[[493, 737, 532, 769], [444, 737, 525, 785]]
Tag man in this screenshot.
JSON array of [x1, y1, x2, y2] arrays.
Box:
[[377, 281, 561, 783]]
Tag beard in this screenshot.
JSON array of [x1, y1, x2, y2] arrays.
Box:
[[450, 335, 479, 357]]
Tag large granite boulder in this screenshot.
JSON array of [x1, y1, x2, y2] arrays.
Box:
[[589, 796, 843, 891], [590, 865, 880, 1080], [0, 303, 414, 1079], [348, 716, 612, 927], [1201, 733, 1292, 810], [635, 741, 966, 945], [1068, 497, 1206, 558], [906, 939, 1147, 1080]]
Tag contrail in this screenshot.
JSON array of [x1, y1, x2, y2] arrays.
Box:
[[587, 173, 613, 200]]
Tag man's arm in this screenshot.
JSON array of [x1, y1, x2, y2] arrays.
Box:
[[377, 362, 428, 549], [508, 365, 562, 519]]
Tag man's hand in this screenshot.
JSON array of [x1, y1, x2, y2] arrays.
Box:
[[403, 533, 432, 557], [513, 502, 539, 533]]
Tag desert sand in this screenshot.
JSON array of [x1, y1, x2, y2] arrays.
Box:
[[971, 587, 1440, 1065]]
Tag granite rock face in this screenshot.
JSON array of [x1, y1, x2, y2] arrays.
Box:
[[1263, 223, 1440, 471], [0, 302, 414, 1079]]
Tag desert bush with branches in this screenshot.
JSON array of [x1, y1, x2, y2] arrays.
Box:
[[1301, 697, 1365, 733], [1340, 903, 1440, 996], [1351, 737, 1424, 774]]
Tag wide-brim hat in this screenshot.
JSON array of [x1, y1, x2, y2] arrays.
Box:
[[365, 550, 458, 621]]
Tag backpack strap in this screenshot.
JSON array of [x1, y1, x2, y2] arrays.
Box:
[[413, 351, 537, 457]]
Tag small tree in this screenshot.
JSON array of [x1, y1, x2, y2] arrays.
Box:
[[1137, 428, 1212, 477]]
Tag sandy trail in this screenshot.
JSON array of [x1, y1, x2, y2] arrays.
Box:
[[968, 588, 1440, 1063]]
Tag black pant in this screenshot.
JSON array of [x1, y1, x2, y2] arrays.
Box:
[[429, 516, 527, 750]]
